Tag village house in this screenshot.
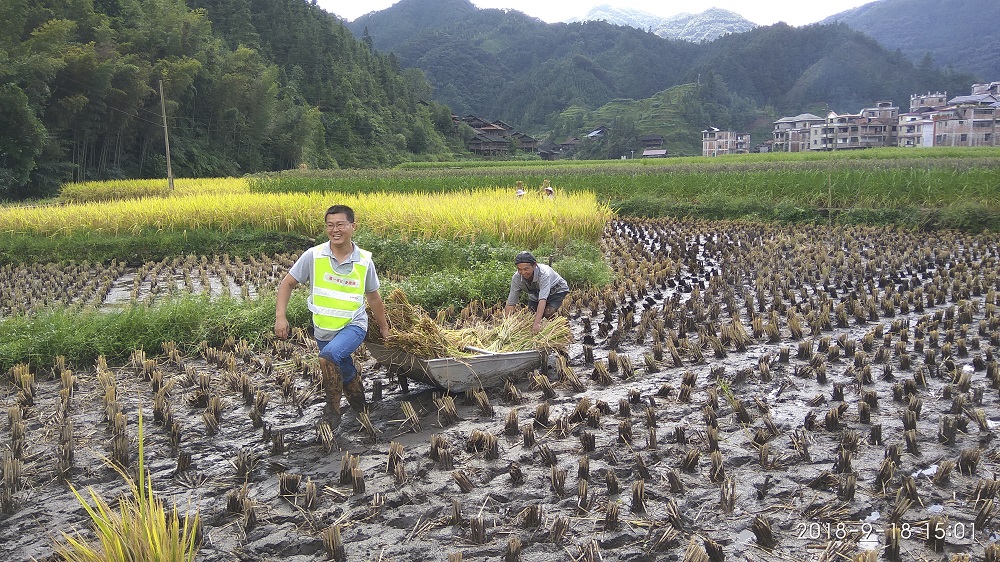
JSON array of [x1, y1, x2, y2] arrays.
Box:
[[536, 141, 559, 160], [640, 134, 664, 149], [808, 102, 898, 151], [860, 101, 899, 146], [772, 113, 824, 152], [456, 115, 539, 156], [461, 115, 493, 129], [933, 84, 999, 147], [898, 110, 936, 147], [897, 93, 946, 147], [467, 133, 509, 156], [702, 127, 751, 156], [559, 137, 581, 154], [510, 131, 538, 152]]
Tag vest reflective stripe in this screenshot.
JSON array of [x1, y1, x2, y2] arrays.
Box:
[[309, 245, 371, 331], [313, 286, 365, 304], [306, 302, 357, 319]]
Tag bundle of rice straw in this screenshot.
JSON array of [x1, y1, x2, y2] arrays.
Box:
[[367, 289, 571, 359]]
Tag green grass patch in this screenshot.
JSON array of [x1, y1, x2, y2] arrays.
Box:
[[385, 262, 511, 311], [354, 232, 519, 276], [0, 293, 311, 373]]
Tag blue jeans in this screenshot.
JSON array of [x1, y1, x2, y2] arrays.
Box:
[[317, 324, 366, 384]]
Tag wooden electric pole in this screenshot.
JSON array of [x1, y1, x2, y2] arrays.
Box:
[[159, 79, 174, 191]]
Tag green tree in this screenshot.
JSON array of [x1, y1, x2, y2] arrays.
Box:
[[0, 84, 47, 199]]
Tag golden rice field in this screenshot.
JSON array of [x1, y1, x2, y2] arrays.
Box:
[[58, 177, 249, 202], [3, 179, 610, 248]]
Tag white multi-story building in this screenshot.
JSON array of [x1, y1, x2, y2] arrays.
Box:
[[897, 111, 936, 147], [809, 109, 895, 151], [772, 113, 824, 152], [898, 92, 947, 147], [702, 127, 751, 156]]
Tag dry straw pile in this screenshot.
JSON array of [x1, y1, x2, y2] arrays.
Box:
[[370, 289, 571, 358]]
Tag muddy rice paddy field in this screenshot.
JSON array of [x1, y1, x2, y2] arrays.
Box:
[[5, 217, 1000, 561]]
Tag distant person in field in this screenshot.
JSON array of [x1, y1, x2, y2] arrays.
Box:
[[505, 251, 570, 334], [542, 179, 554, 198], [275, 204, 391, 426]]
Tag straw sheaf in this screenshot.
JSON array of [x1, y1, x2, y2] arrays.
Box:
[[371, 289, 571, 359]]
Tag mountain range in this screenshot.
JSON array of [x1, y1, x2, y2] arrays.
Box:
[[821, 0, 1000, 81], [568, 5, 757, 43], [564, 1, 999, 81], [347, 0, 974, 150]]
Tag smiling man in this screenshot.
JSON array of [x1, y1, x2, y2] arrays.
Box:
[[504, 251, 570, 334], [275, 204, 391, 426]]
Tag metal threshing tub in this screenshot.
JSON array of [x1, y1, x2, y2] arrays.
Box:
[[365, 341, 544, 393]]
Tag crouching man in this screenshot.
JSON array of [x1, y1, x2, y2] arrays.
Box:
[[275, 204, 391, 426], [504, 251, 570, 334]]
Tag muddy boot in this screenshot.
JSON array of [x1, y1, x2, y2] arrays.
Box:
[[343, 371, 367, 413], [319, 358, 342, 427]]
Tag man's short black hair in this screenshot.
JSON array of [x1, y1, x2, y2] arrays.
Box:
[[325, 204, 355, 223], [515, 251, 536, 265]]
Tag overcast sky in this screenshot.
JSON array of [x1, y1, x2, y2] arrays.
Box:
[[319, 1, 876, 26]]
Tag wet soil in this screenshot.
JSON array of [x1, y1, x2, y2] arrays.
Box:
[[4, 217, 1000, 561]]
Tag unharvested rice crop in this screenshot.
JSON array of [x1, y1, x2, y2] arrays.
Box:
[[1, 188, 610, 248], [59, 177, 248, 203]]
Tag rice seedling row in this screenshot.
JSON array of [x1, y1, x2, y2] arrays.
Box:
[[0, 253, 297, 318]]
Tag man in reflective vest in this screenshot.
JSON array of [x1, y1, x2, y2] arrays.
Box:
[[275, 204, 391, 426]]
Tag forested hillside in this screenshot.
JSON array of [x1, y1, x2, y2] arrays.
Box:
[[350, 0, 974, 136], [0, 0, 454, 200], [551, 81, 774, 157], [823, 0, 1000, 81]]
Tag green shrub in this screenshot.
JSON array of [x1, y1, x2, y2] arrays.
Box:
[[388, 262, 510, 311]]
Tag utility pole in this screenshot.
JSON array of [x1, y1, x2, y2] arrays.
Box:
[[159, 79, 174, 191]]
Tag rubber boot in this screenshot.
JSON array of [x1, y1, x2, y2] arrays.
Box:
[[343, 368, 367, 412], [319, 358, 342, 427]]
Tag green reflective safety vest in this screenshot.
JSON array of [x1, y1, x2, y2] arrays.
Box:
[[306, 244, 371, 332]]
